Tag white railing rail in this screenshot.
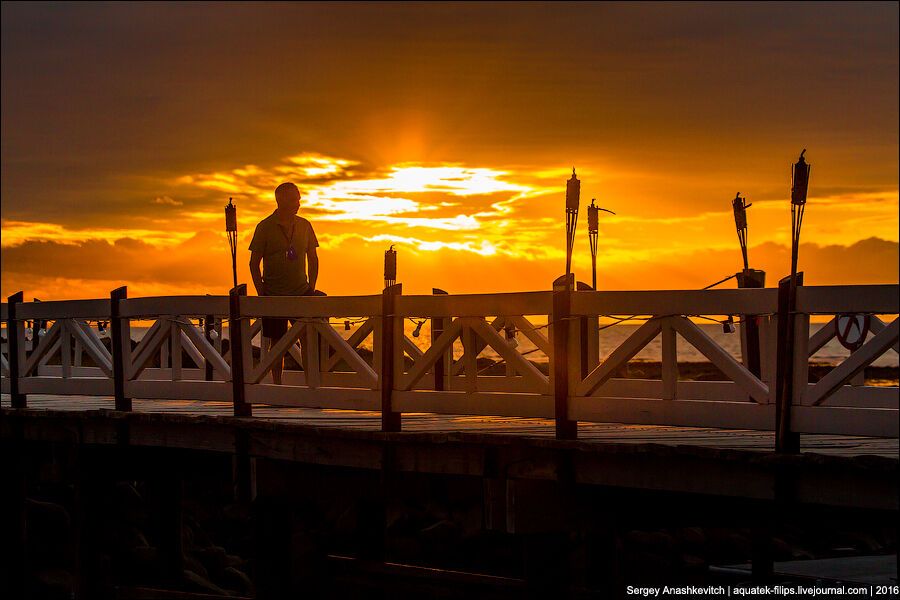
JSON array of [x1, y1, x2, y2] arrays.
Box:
[[4, 284, 897, 443]]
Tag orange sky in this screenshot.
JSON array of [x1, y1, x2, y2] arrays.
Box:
[[2, 3, 897, 300]]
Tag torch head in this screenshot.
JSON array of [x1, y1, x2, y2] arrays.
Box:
[[384, 245, 398, 281], [225, 198, 237, 232], [732, 193, 748, 230], [791, 149, 810, 206], [566, 167, 580, 212], [588, 199, 599, 233]]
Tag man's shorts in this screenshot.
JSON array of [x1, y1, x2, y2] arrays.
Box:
[[261, 288, 327, 340]]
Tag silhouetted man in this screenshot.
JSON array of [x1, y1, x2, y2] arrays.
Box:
[[249, 182, 319, 384]]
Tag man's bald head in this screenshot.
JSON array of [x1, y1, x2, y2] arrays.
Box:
[[275, 182, 301, 207]]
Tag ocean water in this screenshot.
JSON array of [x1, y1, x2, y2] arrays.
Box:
[[130, 320, 898, 368]]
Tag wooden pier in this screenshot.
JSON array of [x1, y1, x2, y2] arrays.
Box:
[[2, 283, 897, 443], [2, 283, 897, 597]]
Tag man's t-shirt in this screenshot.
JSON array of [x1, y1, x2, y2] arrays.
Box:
[[248, 212, 318, 296]]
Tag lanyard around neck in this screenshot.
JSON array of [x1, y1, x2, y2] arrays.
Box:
[[278, 220, 295, 244]]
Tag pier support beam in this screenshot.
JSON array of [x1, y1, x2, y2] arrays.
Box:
[[110, 286, 131, 412], [7, 291, 26, 409], [229, 285, 251, 418], [381, 284, 402, 432], [737, 269, 766, 379], [552, 276, 577, 440], [775, 274, 802, 453]]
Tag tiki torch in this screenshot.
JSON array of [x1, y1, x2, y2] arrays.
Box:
[[790, 150, 810, 285], [565, 168, 580, 291], [225, 198, 238, 288], [384, 245, 397, 289], [587, 199, 616, 291], [732, 193, 752, 271]]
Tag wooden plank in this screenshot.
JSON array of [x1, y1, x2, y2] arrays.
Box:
[[128, 319, 169, 380], [510, 316, 551, 355], [170, 320, 182, 380], [462, 320, 478, 393], [74, 319, 110, 360], [397, 318, 463, 391], [671, 316, 769, 404], [661, 319, 677, 400], [249, 321, 306, 384], [393, 390, 554, 419], [571, 397, 775, 431], [815, 384, 898, 409], [37, 338, 61, 368], [19, 376, 114, 396], [68, 319, 113, 376], [304, 321, 321, 389], [792, 405, 898, 437], [444, 375, 543, 394], [60, 321, 72, 379], [324, 318, 373, 371], [808, 319, 900, 406], [570, 288, 778, 316], [314, 322, 377, 388], [793, 314, 810, 405], [576, 319, 662, 396], [402, 334, 424, 361], [245, 384, 379, 410], [119, 296, 229, 318], [450, 316, 504, 376], [470, 317, 549, 392], [22, 320, 63, 376], [125, 380, 233, 402], [870, 316, 900, 354], [241, 294, 381, 318], [808, 317, 836, 355], [396, 291, 552, 318], [134, 368, 220, 381], [178, 320, 231, 381], [17, 299, 110, 320], [796, 285, 899, 314], [176, 323, 224, 380]]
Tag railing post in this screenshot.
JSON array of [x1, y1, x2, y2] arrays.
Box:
[[775, 273, 801, 453], [381, 283, 402, 432], [552, 276, 577, 440], [204, 314, 214, 381], [110, 286, 131, 411], [229, 285, 251, 417], [737, 269, 766, 379], [7, 291, 26, 408], [431, 288, 448, 391]]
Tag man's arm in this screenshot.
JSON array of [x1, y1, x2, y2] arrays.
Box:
[[249, 251, 266, 296], [307, 246, 319, 292]]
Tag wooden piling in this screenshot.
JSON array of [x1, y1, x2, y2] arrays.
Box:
[[229, 285, 251, 417], [552, 276, 577, 440], [737, 269, 766, 379], [110, 286, 131, 412], [7, 291, 26, 409], [432, 288, 448, 391], [381, 284, 402, 432], [775, 273, 801, 453]]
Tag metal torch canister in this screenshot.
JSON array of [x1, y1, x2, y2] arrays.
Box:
[[791, 149, 811, 206], [384, 245, 397, 282], [588, 200, 599, 234], [566, 168, 581, 211], [225, 198, 237, 232]]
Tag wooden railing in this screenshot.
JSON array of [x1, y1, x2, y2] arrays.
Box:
[[2, 283, 898, 444]]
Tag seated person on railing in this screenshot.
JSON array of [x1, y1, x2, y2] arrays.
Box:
[[249, 182, 321, 385]]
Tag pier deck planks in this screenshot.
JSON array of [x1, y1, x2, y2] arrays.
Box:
[[3, 393, 897, 459]]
